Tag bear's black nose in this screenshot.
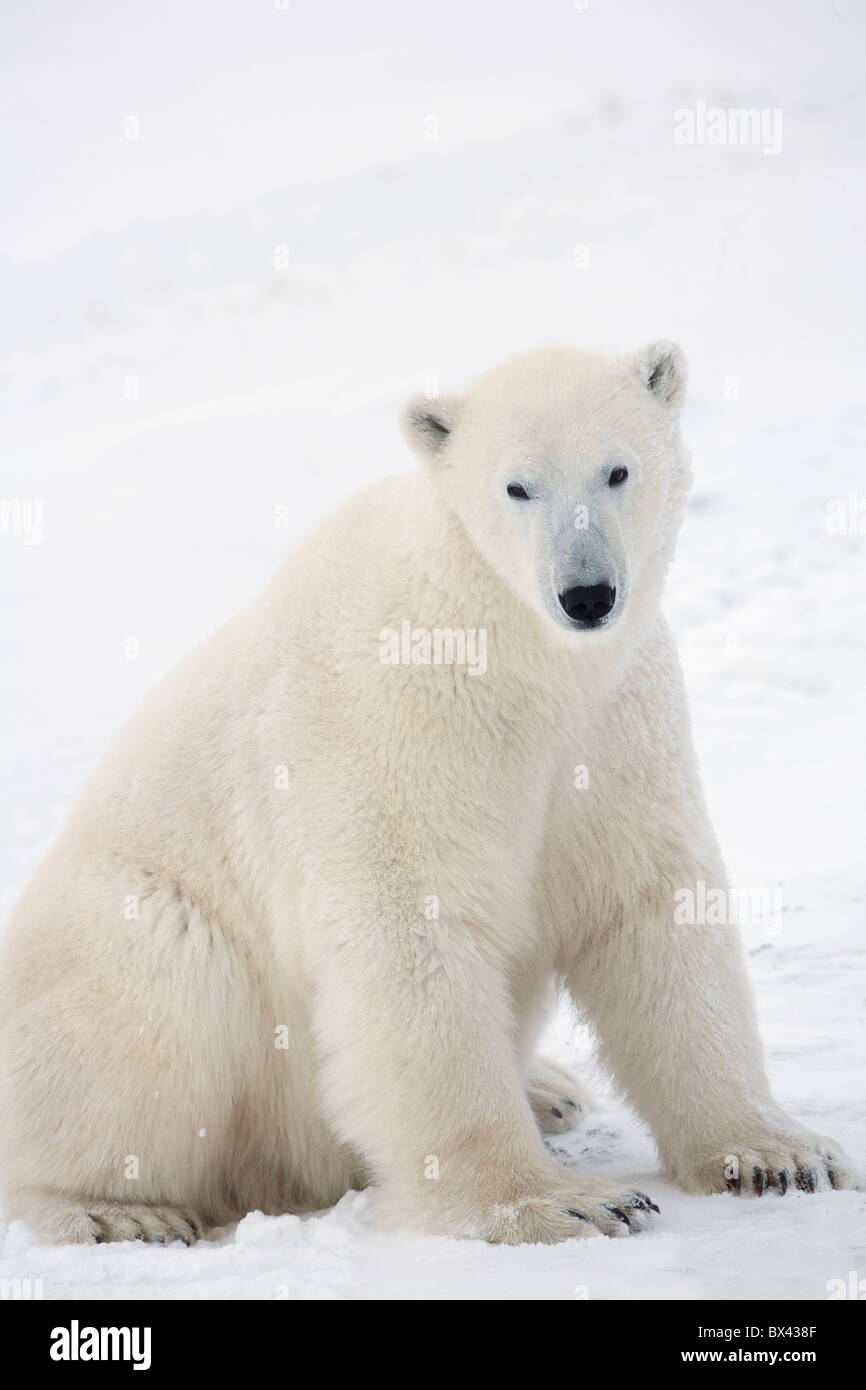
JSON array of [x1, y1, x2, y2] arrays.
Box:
[[558, 584, 616, 624]]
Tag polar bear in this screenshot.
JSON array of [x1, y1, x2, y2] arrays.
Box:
[[0, 343, 858, 1247]]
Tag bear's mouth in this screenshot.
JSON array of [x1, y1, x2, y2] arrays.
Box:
[[568, 613, 612, 630]]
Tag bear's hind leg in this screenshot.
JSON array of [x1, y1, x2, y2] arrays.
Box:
[[9, 1189, 210, 1245], [527, 1057, 592, 1134], [0, 870, 268, 1242]]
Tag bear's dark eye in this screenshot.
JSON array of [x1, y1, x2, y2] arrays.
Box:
[[608, 466, 628, 487], [507, 482, 531, 500]]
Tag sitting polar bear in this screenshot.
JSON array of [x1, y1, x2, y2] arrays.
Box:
[[0, 343, 858, 1247]]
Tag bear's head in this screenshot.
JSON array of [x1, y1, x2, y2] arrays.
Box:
[[400, 343, 692, 642]]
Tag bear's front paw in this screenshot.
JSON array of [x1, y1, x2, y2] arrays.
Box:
[[477, 1176, 660, 1245], [683, 1132, 861, 1197], [527, 1057, 592, 1134]]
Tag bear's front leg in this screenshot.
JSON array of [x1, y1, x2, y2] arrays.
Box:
[[303, 875, 658, 1244], [567, 898, 861, 1198]]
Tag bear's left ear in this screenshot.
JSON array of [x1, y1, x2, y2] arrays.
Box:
[[629, 340, 687, 408], [399, 393, 463, 463]]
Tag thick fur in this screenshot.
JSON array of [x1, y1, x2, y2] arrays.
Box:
[[0, 344, 857, 1246]]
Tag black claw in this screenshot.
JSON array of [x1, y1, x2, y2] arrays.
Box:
[[753, 1166, 767, 1195], [606, 1206, 631, 1226], [565, 1100, 578, 1110], [827, 1167, 838, 1189], [551, 1106, 563, 1119], [566, 1208, 590, 1221], [622, 1192, 654, 1213], [777, 1169, 788, 1196], [796, 1166, 817, 1194], [635, 1191, 659, 1212], [726, 1175, 741, 1194]]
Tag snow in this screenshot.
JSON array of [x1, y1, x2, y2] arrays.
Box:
[[1, 0, 864, 1299]]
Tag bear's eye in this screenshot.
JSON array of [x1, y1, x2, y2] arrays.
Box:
[[507, 482, 531, 500], [608, 466, 628, 487]]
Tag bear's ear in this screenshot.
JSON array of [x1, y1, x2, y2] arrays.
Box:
[[629, 340, 687, 408], [399, 393, 463, 463]]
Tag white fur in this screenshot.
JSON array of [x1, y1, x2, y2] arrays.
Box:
[[0, 344, 857, 1246]]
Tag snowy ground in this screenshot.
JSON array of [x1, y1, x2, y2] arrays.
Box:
[[1, 0, 864, 1298]]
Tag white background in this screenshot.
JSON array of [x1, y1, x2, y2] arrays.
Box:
[[1, 0, 864, 1298]]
